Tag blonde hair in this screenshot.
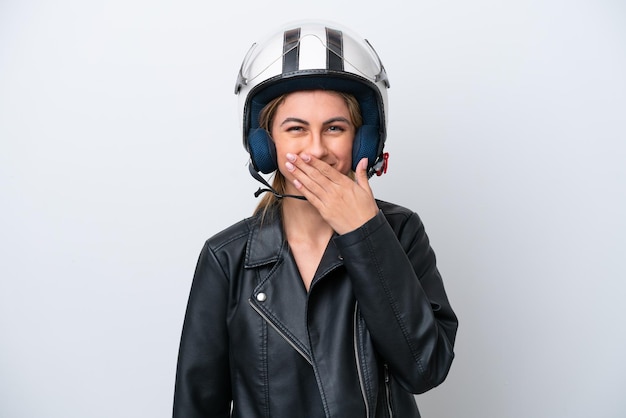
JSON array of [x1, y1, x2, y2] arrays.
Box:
[[253, 91, 362, 217]]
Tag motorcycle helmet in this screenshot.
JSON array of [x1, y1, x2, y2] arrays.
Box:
[[234, 20, 390, 175]]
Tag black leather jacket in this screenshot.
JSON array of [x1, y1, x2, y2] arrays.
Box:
[[173, 200, 458, 418]]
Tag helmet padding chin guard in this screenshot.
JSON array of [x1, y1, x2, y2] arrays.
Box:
[[234, 21, 390, 176]]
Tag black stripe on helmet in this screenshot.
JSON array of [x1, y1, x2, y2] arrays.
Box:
[[325, 27, 344, 71], [282, 28, 301, 73]]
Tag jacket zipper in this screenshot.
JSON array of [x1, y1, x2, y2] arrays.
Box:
[[384, 363, 393, 417], [353, 302, 371, 418], [248, 299, 313, 365]]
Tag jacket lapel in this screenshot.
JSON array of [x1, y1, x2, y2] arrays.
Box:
[[245, 209, 347, 363], [246, 210, 312, 361], [310, 237, 344, 290]]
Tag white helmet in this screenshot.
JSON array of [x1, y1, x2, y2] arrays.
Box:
[[234, 20, 390, 175]]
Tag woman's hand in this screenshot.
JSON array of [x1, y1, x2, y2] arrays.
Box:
[[285, 153, 379, 235]]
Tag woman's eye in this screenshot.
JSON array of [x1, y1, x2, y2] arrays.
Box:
[[328, 126, 345, 133]]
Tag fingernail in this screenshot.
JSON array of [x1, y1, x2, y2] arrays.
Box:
[[301, 153, 311, 162], [285, 161, 295, 172], [286, 153, 296, 162]]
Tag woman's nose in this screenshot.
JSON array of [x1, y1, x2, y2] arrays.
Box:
[[305, 132, 328, 158]]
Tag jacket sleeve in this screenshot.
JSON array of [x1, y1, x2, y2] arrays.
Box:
[[333, 209, 458, 394], [173, 241, 232, 418]]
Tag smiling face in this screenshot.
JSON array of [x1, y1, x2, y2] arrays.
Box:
[[270, 90, 357, 194]]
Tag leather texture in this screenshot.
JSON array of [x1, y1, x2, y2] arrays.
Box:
[[173, 200, 458, 418]]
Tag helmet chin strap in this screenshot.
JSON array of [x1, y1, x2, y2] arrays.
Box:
[[248, 162, 307, 200]]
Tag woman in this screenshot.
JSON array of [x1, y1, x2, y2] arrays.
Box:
[[173, 20, 458, 418]]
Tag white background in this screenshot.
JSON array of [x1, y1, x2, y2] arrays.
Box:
[[1, 1, 625, 417]]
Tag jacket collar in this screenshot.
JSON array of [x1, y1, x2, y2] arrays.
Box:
[[244, 206, 285, 268], [243, 205, 344, 281]]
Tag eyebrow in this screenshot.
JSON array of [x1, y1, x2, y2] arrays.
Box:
[[279, 116, 352, 126]]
